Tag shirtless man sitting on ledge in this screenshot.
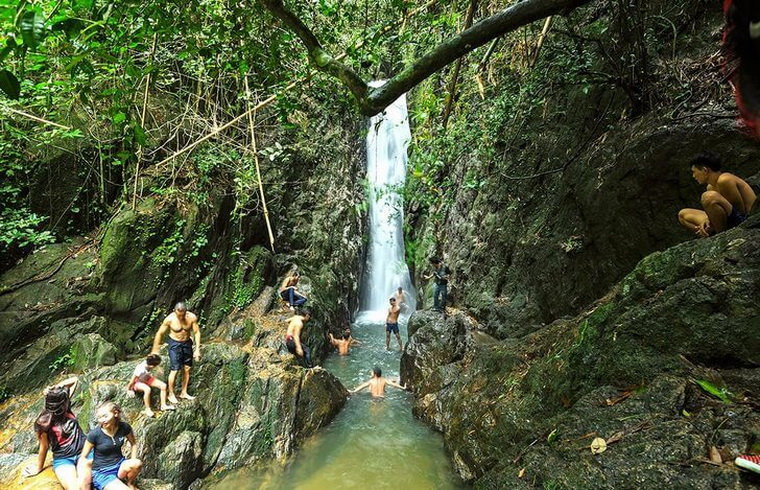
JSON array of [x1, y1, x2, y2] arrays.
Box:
[[152, 302, 201, 404], [678, 152, 756, 237]]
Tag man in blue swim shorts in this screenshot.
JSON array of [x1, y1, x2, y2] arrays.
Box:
[[385, 297, 402, 352], [151, 302, 202, 404]]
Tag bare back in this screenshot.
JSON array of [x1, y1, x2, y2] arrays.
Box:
[[335, 338, 350, 355], [716, 173, 757, 214], [369, 377, 387, 397]]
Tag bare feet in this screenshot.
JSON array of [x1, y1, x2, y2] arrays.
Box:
[[160, 404, 176, 411], [179, 393, 196, 401], [168, 394, 179, 404], [144, 408, 155, 418]]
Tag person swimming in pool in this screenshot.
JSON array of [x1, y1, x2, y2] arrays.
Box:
[[385, 297, 402, 352], [350, 366, 406, 398], [328, 329, 360, 356]]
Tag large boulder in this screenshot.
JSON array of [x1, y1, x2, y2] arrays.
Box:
[[402, 217, 760, 488], [0, 316, 348, 489]]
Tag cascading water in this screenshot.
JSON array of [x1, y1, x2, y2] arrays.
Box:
[[208, 87, 462, 490], [361, 85, 417, 314]]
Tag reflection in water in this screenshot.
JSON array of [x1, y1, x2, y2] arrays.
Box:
[[208, 313, 464, 490]]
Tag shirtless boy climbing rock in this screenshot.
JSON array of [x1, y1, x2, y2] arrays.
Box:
[[151, 302, 201, 404]]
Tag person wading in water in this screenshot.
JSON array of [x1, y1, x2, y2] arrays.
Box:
[[350, 367, 407, 398]]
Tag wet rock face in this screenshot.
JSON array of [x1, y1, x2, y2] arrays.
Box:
[[403, 219, 760, 489], [0, 304, 348, 489]]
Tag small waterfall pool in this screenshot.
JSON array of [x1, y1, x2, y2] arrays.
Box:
[[209, 313, 463, 489], [207, 89, 462, 489]]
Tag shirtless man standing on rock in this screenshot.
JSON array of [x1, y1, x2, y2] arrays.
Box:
[[385, 297, 402, 352], [152, 302, 201, 404]]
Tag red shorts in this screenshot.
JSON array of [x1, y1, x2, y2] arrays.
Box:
[[132, 375, 155, 389]]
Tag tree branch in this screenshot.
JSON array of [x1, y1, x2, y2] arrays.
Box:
[[260, 0, 595, 115], [260, 0, 368, 104]]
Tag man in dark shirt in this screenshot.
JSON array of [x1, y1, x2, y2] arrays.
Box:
[[424, 257, 451, 313]]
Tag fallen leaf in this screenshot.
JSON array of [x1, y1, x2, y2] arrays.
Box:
[[591, 437, 607, 454], [709, 446, 722, 464], [518, 468, 525, 478]]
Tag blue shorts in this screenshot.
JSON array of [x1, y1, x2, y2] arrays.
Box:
[[92, 458, 125, 490], [386, 322, 399, 334], [168, 337, 193, 371], [52, 452, 92, 470]]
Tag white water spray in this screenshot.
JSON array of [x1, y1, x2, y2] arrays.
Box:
[[360, 84, 416, 315]]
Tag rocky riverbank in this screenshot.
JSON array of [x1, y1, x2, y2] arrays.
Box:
[[402, 215, 760, 489]]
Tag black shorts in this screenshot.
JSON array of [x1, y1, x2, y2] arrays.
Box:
[[386, 322, 399, 334], [168, 338, 193, 371]]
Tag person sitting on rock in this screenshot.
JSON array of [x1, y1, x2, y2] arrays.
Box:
[[279, 271, 308, 310], [285, 308, 313, 368], [151, 302, 201, 404], [350, 366, 406, 398], [79, 401, 142, 490], [126, 353, 175, 418], [328, 329, 360, 356], [24, 377, 92, 490], [385, 296, 403, 352], [678, 152, 756, 237]]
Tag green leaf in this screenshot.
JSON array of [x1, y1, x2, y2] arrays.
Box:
[[52, 18, 85, 39], [20, 9, 45, 50], [112, 111, 127, 124], [0, 69, 21, 99], [694, 379, 732, 404], [133, 123, 147, 146]]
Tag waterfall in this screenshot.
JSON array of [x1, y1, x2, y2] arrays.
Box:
[[360, 85, 417, 315]]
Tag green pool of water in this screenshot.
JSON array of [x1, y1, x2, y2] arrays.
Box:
[[208, 311, 465, 490]]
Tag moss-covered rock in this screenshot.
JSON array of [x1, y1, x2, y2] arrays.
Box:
[[402, 217, 760, 488]]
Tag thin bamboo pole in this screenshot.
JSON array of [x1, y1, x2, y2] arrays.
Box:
[[0, 106, 71, 130], [132, 33, 158, 210], [244, 76, 276, 253], [531, 16, 553, 67]]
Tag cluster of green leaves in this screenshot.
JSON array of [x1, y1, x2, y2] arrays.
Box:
[[49, 348, 73, 373]]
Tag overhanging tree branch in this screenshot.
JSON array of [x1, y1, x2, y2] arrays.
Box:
[[260, 0, 595, 116]]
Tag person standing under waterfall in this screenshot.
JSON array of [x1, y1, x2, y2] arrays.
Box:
[[678, 153, 756, 237], [424, 257, 451, 313], [386, 297, 403, 351], [285, 308, 313, 368], [393, 287, 408, 312], [151, 302, 201, 404]]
